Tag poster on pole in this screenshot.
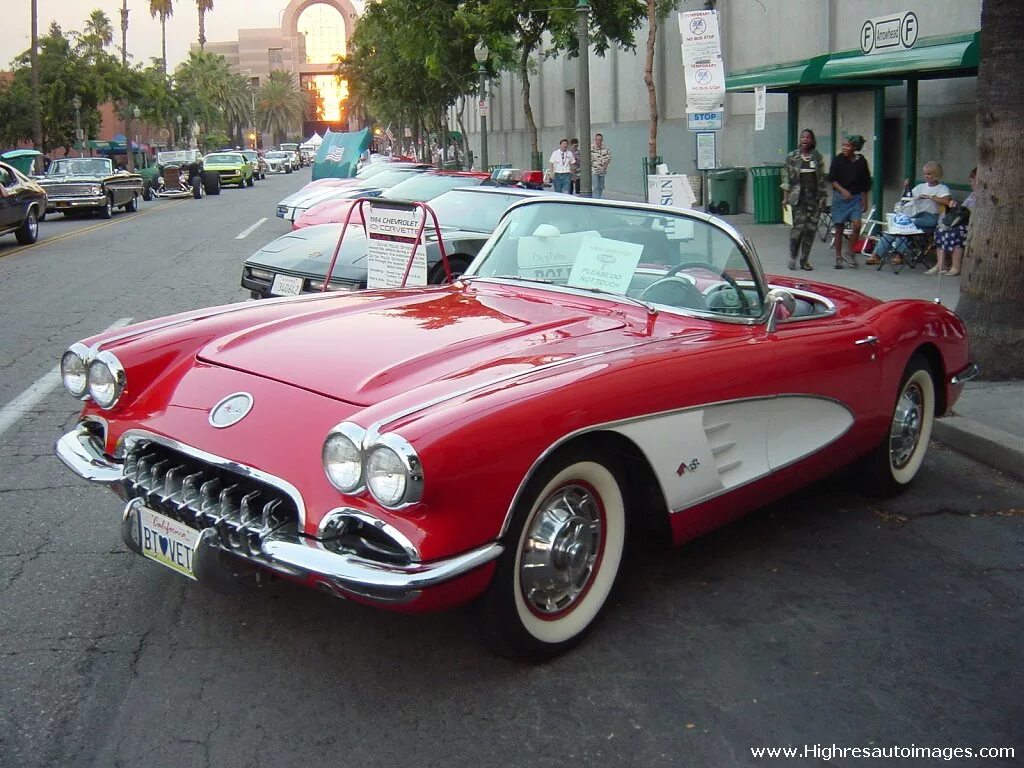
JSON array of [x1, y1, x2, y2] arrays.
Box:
[[696, 132, 717, 171], [678, 10, 726, 115], [754, 85, 767, 131], [678, 11, 722, 61], [366, 203, 427, 289]]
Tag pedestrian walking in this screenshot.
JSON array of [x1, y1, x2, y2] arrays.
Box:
[[591, 133, 612, 199], [547, 139, 574, 194], [781, 128, 828, 271], [569, 138, 581, 194], [828, 134, 872, 268]]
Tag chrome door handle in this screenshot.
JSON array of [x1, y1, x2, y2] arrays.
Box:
[[855, 336, 879, 346]]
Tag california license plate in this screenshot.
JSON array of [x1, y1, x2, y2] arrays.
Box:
[[271, 273, 304, 296], [138, 507, 200, 580]]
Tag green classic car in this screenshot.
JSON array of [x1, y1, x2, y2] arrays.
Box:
[[202, 152, 254, 188]]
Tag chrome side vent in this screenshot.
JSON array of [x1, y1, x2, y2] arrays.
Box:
[[704, 419, 742, 477]]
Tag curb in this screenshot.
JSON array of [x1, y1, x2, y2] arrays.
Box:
[[932, 416, 1024, 482]]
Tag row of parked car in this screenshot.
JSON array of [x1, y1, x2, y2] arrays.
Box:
[[0, 144, 307, 245]]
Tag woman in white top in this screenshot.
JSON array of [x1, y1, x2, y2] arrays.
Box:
[[870, 161, 952, 264]]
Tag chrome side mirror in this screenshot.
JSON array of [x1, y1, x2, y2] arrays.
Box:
[[765, 288, 796, 333]]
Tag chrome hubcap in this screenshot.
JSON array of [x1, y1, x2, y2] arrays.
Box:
[[28, 215, 37, 236], [520, 485, 602, 616], [890, 381, 924, 469]]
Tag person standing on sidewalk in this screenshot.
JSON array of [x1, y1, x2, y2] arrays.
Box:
[[828, 134, 873, 268], [569, 138, 581, 194], [591, 133, 612, 199], [781, 128, 828, 271], [547, 138, 573, 194]]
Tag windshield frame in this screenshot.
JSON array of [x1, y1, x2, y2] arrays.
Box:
[[463, 197, 772, 326], [47, 158, 113, 176], [205, 153, 244, 165]]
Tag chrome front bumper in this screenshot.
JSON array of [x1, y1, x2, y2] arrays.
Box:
[[153, 188, 193, 198], [46, 195, 106, 210], [55, 424, 502, 602]]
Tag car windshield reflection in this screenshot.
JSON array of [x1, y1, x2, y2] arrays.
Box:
[[48, 158, 113, 176], [467, 201, 765, 319]]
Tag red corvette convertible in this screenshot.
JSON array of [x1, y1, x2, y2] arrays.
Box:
[[55, 198, 976, 660]]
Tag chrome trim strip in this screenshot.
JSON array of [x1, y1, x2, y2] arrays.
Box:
[[318, 507, 420, 562], [496, 394, 855, 539], [258, 535, 502, 599], [950, 363, 980, 386], [54, 424, 122, 484], [117, 430, 309, 529]]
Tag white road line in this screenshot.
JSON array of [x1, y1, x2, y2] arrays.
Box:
[[0, 317, 133, 438], [235, 218, 268, 240]]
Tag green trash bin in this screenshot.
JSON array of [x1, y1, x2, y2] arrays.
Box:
[[707, 168, 746, 215], [750, 165, 785, 224]]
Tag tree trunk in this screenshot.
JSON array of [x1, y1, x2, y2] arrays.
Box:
[[30, 0, 42, 148], [199, 10, 207, 51], [644, 0, 659, 162], [519, 48, 539, 161], [956, 0, 1024, 379], [456, 98, 469, 162], [161, 17, 168, 75]]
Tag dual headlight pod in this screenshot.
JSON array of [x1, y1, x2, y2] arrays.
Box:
[[60, 345, 126, 409], [323, 423, 423, 508]]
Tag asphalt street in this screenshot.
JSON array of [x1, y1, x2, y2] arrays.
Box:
[[0, 173, 1020, 768]]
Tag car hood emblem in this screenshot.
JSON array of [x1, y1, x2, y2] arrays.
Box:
[[209, 392, 254, 428]]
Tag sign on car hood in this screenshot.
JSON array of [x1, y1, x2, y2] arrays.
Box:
[[197, 288, 630, 405]]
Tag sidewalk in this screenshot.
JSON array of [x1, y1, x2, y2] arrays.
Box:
[[727, 212, 1024, 480]]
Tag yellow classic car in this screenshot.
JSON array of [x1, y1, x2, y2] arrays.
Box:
[[202, 152, 254, 188]]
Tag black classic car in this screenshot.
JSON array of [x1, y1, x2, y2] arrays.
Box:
[[0, 160, 47, 245], [38, 157, 144, 218], [152, 150, 221, 199]]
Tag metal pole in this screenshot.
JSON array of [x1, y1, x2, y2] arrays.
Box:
[[576, 1, 592, 196], [478, 64, 489, 171], [75, 108, 82, 157]]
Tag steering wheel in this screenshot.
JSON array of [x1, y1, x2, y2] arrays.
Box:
[[659, 260, 751, 314]]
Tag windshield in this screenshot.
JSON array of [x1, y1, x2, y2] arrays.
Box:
[[205, 153, 243, 165], [242, 152, 260, 162], [467, 201, 765, 319], [48, 158, 112, 176], [426, 190, 529, 232], [365, 168, 427, 188], [157, 151, 195, 165], [354, 163, 396, 180], [266, 152, 290, 159], [384, 174, 484, 202], [280, 144, 298, 151]]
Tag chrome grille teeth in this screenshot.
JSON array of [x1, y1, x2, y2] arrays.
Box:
[[179, 471, 205, 512], [160, 464, 189, 504]]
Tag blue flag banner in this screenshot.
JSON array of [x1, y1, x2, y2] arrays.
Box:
[[311, 128, 372, 180]]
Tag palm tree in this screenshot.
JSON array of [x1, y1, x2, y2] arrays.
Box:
[[257, 70, 306, 147], [30, 0, 42, 147], [149, 0, 174, 74], [196, 0, 214, 51], [83, 10, 114, 50]]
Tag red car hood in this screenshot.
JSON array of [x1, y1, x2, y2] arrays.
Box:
[[295, 198, 361, 230], [197, 286, 636, 406]]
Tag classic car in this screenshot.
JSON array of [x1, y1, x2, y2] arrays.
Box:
[[280, 143, 303, 167], [247, 187, 550, 298], [293, 170, 490, 230], [275, 165, 431, 222], [54, 198, 976, 660], [152, 150, 219, 199], [203, 152, 254, 188], [0, 160, 46, 244], [241, 150, 267, 180], [264, 151, 294, 175], [39, 157, 143, 218]]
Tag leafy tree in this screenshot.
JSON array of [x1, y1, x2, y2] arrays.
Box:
[[957, 0, 1024, 378], [149, 0, 175, 74], [256, 70, 307, 147]]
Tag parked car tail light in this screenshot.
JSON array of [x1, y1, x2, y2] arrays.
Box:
[[365, 434, 423, 509], [323, 422, 365, 492], [86, 351, 126, 409], [60, 343, 91, 398]]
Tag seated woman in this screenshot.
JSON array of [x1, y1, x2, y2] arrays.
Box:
[[866, 160, 951, 266], [928, 167, 976, 276]]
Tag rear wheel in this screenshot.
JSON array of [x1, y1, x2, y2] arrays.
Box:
[[142, 183, 153, 201], [481, 446, 627, 661], [859, 353, 936, 497], [15, 208, 39, 244], [202, 171, 221, 196], [192, 176, 203, 199]]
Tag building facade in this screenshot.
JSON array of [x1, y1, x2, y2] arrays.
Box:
[[465, 0, 981, 212]]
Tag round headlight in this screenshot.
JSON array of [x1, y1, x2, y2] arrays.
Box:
[[365, 434, 423, 508], [60, 344, 90, 398], [90, 186, 101, 195], [87, 352, 125, 409], [323, 427, 363, 492], [157, 176, 164, 185]]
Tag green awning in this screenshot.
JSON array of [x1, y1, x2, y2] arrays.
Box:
[[726, 56, 827, 92], [820, 32, 979, 80]]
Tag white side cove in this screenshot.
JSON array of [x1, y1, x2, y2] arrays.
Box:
[[612, 396, 854, 513]]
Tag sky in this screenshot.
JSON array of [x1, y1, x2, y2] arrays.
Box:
[[0, 1, 360, 72]]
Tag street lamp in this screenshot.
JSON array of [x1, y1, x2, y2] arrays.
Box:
[[473, 40, 489, 172], [576, 0, 592, 196], [132, 106, 141, 166], [71, 94, 83, 157], [175, 114, 182, 149]]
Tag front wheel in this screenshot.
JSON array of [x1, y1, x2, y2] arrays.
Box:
[[125, 194, 138, 213], [858, 353, 936, 497], [100, 195, 114, 219], [481, 446, 627, 661], [15, 208, 39, 244], [246, 175, 255, 187]]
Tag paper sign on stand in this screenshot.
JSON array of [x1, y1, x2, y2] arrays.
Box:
[[366, 204, 427, 288], [647, 174, 697, 239], [754, 85, 767, 131]]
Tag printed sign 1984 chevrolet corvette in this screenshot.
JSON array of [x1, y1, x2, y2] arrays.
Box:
[[55, 198, 976, 660]]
